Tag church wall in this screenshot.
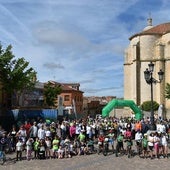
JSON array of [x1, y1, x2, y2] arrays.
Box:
[[161, 33, 170, 113], [124, 37, 139, 102], [124, 22, 170, 119], [140, 35, 159, 60], [124, 64, 132, 100]]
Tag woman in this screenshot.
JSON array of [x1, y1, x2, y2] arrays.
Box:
[[16, 125, 27, 145], [148, 132, 154, 159], [8, 125, 17, 152], [69, 123, 76, 141], [160, 132, 169, 158]]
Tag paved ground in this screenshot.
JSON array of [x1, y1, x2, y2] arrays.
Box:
[[1, 151, 169, 170]]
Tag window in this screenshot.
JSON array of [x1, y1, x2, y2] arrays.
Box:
[[64, 95, 70, 101]]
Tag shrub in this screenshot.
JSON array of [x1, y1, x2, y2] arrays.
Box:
[[140, 101, 159, 111]]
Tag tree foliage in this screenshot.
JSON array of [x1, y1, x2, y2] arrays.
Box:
[[140, 100, 159, 111], [44, 82, 62, 107], [0, 44, 37, 108], [165, 83, 170, 99]]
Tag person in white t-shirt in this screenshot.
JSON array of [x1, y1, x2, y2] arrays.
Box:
[[38, 125, 45, 140], [45, 127, 51, 138], [135, 130, 143, 155], [76, 123, 81, 137], [16, 139, 23, 161], [148, 132, 154, 159], [45, 137, 52, 159], [17, 126, 27, 144], [29, 122, 38, 140], [86, 123, 92, 140], [157, 121, 166, 133], [26, 138, 34, 160], [160, 132, 169, 158]]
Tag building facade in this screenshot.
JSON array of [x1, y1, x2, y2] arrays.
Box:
[[124, 18, 170, 118], [83, 96, 116, 118], [57, 83, 84, 115], [0, 80, 83, 118]]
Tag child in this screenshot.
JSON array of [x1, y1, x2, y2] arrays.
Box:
[[78, 142, 88, 155], [142, 134, 148, 158], [69, 141, 76, 157], [16, 138, 23, 161], [64, 136, 71, 158], [58, 145, 64, 159], [153, 132, 160, 159], [38, 139, 46, 159], [52, 136, 59, 158], [125, 137, 133, 158], [45, 137, 52, 159], [115, 132, 124, 157], [33, 137, 39, 159], [26, 138, 34, 160], [108, 129, 115, 152], [87, 138, 95, 154]]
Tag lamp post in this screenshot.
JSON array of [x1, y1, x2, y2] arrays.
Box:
[[144, 62, 164, 130]]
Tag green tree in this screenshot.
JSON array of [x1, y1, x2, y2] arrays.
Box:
[[140, 100, 159, 111], [0, 44, 37, 108], [165, 83, 170, 99], [44, 82, 62, 107]]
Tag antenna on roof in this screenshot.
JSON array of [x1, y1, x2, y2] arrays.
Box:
[[147, 12, 152, 26]]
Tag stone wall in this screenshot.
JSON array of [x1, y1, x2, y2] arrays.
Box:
[[109, 108, 170, 120], [109, 108, 132, 118]]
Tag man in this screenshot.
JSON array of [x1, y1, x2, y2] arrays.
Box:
[[29, 122, 38, 141], [38, 125, 45, 140], [24, 121, 32, 136]]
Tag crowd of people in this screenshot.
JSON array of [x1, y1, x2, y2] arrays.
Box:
[[0, 115, 170, 162]]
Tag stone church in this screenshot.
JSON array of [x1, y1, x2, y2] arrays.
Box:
[[124, 18, 170, 119]]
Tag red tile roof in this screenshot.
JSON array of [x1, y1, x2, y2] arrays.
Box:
[[46, 80, 83, 93], [129, 22, 170, 40]]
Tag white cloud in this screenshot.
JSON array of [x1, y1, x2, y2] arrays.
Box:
[[0, 0, 170, 97]]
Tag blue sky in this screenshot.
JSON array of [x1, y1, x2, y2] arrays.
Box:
[[0, 0, 170, 98]]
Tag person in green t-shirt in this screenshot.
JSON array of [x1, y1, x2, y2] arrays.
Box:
[[115, 132, 124, 157], [78, 131, 86, 142], [52, 136, 59, 158], [33, 137, 39, 159], [142, 134, 148, 158]]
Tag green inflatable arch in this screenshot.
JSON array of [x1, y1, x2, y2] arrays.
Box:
[[102, 99, 142, 120]]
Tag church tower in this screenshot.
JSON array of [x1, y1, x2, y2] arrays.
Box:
[[124, 18, 170, 118]]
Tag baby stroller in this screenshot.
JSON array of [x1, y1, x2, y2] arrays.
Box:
[[38, 144, 46, 160]]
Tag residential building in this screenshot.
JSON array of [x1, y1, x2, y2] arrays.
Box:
[[19, 80, 84, 115], [19, 82, 44, 108], [124, 18, 170, 118], [83, 96, 116, 117], [0, 80, 83, 118], [59, 83, 84, 115]]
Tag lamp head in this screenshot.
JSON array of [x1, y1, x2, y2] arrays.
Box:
[[144, 68, 150, 83], [148, 62, 154, 72], [158, 69, 164, 82]]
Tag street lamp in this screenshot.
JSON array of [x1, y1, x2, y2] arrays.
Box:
[[144, 61, 164, 130]]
